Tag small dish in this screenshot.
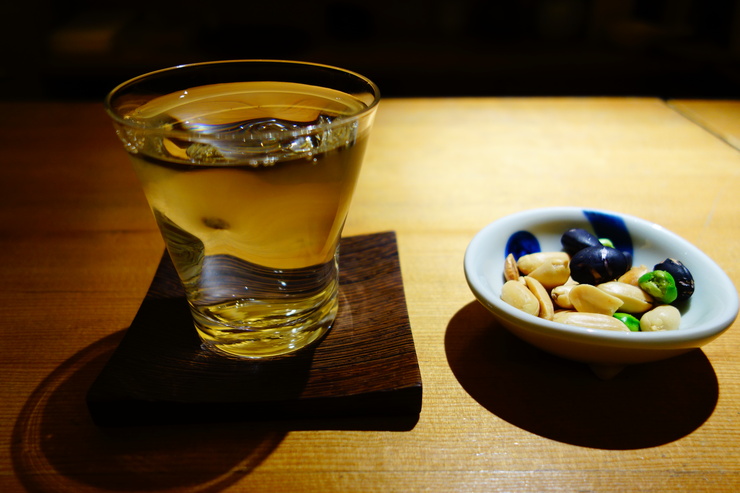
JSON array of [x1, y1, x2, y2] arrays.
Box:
[[464, 207, 738, 378]]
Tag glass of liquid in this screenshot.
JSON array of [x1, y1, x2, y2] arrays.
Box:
[[105, 60, 380, 358]]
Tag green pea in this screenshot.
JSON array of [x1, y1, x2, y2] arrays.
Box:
[[638, 270, 678, 304], [613, 312, 641, 331], [599, 238, 615, 248]]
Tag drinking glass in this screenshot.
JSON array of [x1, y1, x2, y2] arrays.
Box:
[[105, 60, 380, 358]]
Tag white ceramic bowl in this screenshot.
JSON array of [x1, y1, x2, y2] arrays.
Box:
[[464, 207, 738, 378]]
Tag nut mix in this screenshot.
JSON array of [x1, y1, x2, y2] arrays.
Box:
[[501, 228, 694, 332]]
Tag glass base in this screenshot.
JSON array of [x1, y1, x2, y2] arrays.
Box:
[[193, 297, 338, 359]]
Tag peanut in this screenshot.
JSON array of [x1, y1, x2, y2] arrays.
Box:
[[504, 253, 520, 282], [618, 265, 650, 287], [551, 283, 576, 309], [524, 276, 554, 320], [553, 311, 631, 332], [516, 252, 570, 275], [527, 258, 571, 290], [501, 280, 540, 316], [569, 284, 624, 316], [639, 305, 681, 331], [597, 281, 654, 314]]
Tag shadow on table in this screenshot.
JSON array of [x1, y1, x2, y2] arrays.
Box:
[[445, 301, 719, 450], [12, 326, 413, 493], [11, 330, 286, 493]]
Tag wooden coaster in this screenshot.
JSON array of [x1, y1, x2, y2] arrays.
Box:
[[87, 231, 422, 427]]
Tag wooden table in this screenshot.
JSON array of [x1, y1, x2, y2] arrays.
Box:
[[668, 99, 740, 151], [2, 98, 739, 492]]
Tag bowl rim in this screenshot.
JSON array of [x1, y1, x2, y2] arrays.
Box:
[[464, 207, 739, 349]]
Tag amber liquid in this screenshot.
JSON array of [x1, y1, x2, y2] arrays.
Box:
[[123, 81, 370, 357]]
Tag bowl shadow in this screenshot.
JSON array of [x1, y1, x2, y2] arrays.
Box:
[[445, 301, 719, 450]]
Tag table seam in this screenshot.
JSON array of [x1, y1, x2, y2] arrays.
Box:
[[664, 100, 740, 152]]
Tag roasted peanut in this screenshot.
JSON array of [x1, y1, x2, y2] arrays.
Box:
[[553, 311, 631, 332], [551, 283, 576, 309], [639, 305, 681, 331], [597, 281, 654, 314], [501, 280, 540, 316], [504, 253, 520, 281], [569, 284, 624, 316], [524, 276, 554, 320], [527, 258, 571, 290], [516, 252, 570, 275], [618, 265, 650, 287]]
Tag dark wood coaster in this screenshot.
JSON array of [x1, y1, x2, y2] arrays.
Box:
[[87, 231, 422, 427]]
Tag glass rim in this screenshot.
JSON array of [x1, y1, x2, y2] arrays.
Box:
[[104, 59, 381, 140]]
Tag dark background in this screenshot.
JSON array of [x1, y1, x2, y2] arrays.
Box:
[[3, 0, 739, 100]]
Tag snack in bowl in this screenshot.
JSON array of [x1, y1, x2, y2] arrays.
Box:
[[500, 225, 695, 333], [464, 207, 738, 378]]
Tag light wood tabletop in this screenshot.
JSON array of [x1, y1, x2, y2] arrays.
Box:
[[668, 99, 740, 151], [2, 97, 739, 492]]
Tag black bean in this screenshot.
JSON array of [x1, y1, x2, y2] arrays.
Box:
[[561, 228, 602, 256], [570, 246, 630, 285]]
